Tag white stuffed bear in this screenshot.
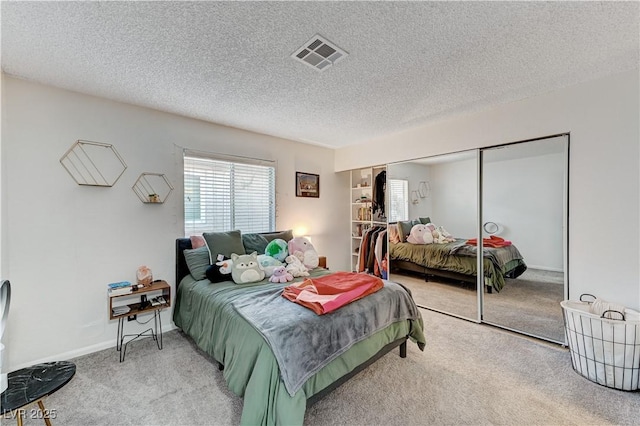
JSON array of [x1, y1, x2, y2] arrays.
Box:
[[285, 255, 310, 277], [430, 224, 455, 244]]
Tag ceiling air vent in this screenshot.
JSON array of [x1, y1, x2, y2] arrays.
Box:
[[291, 34, 348, 72]]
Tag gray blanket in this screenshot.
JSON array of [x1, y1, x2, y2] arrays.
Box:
[[449, 241, 524, 269], [231, 279, 422, 396]]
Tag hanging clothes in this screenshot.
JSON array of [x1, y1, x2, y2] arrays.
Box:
[[357, 227, 374, 273], [366, 226, 385, 273], [372, 171, 386, 218], [374, 230, 387, 277], [358, 225, 388, 278]]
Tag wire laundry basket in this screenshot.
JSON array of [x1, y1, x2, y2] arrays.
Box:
[[561, 295, 640, 391]]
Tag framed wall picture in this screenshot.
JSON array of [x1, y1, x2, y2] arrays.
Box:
[[296, 172, 320, 198]]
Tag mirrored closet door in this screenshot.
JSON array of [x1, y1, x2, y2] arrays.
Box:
[[387, 150, 479, 321], [385, 134, 569, 343], [481, 135, 569, 343]]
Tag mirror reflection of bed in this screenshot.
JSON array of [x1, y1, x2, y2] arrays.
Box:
[[388, 135, 568, 344], [388, 150, 480, 321]]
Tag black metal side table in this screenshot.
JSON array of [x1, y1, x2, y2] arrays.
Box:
[[1, 361, 76, 425]]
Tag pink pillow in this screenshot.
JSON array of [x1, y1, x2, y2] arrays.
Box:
[[190, 235, 206, 249]]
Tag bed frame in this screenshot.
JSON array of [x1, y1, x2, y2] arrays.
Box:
[[392, 255, 527, 294], [174, 238, 408, 406], [391, 258, 495, 293]]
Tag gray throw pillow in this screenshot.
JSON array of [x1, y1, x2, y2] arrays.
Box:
[[419, 217, 432, 225], [183, 246, 210, 280], [242, 233, 270, 254], [398, 221, 413, 242], [203, 230, 246, 262], [260, 229, 294, 243]]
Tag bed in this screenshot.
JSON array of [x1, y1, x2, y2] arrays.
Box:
[[173, 235, 426, 425], [390, 237, 527, 292]]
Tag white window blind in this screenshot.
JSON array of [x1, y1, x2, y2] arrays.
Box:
[[184, 152, 275, 236], [388, 179, 408, 222]]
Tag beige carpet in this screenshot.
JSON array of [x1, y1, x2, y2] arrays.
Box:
[[13, 308, 640, 425], [485, 269, 564, 342], [392, 269, 565, 342]]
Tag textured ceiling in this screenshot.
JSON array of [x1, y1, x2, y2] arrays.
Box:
[[1, 1, 638, 148]]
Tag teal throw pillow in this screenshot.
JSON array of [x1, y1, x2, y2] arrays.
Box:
[[183, 246, 210, 280]]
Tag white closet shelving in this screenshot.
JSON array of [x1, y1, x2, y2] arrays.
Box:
[[350, 165, 386, 272]]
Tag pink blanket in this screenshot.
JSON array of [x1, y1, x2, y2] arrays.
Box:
[[282, 271, 384, 315]]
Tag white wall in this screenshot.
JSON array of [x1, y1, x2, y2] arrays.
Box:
[[428, 159, 478, 238], [1, 76, 350, 369], [387, 162, 432, 220], [483, 151, 565, 271], [335, 70, 640, 309]]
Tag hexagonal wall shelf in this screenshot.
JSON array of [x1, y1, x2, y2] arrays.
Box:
[[132, 173, 174, 204], [60, 140, 127, 187]]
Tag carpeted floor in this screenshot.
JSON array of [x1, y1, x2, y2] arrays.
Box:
[[392, 268, 565, 342], [11, 308, 639, 426], [485, 269, 564, 342]]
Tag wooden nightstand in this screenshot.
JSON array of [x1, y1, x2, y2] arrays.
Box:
[[318, 256, 327, 269], [109, 280, 171, 362]]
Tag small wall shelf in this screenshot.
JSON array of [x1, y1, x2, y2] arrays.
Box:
[[60, 140, 127, 187], [132, 173, 174, 204]]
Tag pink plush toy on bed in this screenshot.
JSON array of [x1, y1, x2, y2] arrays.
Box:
[[269, 266, 294, 283], [288, 236, 319, 269], [407, 224, 433, 244]]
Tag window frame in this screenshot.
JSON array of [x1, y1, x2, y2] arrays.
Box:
[[183, 151, 276, 236], [388, 178, 409, 223]]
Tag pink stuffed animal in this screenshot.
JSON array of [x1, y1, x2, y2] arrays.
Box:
[[287, 237, 319, 269], [406, 224, 433, 244], [269, 265, 293, 283]]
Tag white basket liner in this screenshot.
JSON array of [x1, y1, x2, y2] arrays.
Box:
[[561, 300, 640, 391]]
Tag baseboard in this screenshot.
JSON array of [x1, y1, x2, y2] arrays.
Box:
[[11, 323, 176, 371], [526, 265, 564, 273]]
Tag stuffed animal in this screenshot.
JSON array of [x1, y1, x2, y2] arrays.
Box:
[[432, 225, 455, 244], [285, 255, 310, 277], [216, 258, 234, 274], [269, 266, 294, 283], [205, 256, 232, 283], [407, 224, 433, 244], [257, 254, 283, 278], [230, 252, 265, 284], [265, 238, 289, 262], [287, 237, 319, 269]]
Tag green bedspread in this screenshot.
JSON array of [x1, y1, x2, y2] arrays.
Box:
[[173, 269, 426, 425], [390, 239, 527, 292]]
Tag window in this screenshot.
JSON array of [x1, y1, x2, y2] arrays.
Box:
[[184, 152, 275, 236], [388, 179, 408, 222]]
